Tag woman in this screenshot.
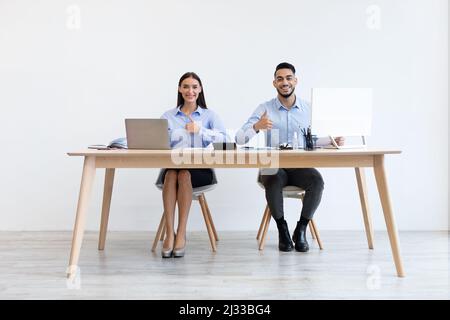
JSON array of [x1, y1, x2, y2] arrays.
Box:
[[159, 72, 226, 258]]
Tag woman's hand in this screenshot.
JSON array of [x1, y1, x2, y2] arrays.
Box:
[[185, 115, 200, 133]]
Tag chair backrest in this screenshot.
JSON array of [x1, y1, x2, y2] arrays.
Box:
[[155, 169, 165, 189], [257, 169, 263, 186], [211, 169, 218, 185], [256, 168, 281, 186]]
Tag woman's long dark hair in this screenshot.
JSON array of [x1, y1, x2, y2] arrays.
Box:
[[177, 72, 208, 109]]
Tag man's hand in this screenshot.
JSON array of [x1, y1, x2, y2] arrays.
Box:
[[334, 136, 345, 146], [253, 110, 273, 131], [185, 114, 200, 133]]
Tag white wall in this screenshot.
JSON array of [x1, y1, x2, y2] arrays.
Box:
[[0, 0, 448, 231]]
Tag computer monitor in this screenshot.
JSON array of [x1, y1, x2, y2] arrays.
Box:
[[311, 88, 373, 138]]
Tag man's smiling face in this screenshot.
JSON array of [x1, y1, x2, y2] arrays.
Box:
[[273, 68, 298, 98]]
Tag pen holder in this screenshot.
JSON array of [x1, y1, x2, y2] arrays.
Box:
[[303, 134, 317, 151]]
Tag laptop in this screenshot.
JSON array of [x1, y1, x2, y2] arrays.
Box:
[[125, 119, 171, 150], [311, 88, 373, 149]]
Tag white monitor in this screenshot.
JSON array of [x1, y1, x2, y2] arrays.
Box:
[[311, 88, 373, 137]]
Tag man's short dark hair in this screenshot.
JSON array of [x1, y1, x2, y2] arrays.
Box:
[[274, 62, 296, 76]]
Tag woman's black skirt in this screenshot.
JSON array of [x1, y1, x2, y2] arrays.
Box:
[[161, 169, 213, 188]]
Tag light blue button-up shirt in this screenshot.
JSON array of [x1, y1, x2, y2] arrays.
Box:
[[161, 106, 227, 149], [236, 97, 311, 147]]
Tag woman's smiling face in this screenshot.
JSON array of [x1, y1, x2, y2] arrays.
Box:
[[179, 77, 202, 105]]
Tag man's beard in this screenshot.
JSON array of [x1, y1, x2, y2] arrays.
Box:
[[277, 86, 295, 98]]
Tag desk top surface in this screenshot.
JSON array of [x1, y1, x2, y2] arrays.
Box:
[[68, 148, 401, 157]]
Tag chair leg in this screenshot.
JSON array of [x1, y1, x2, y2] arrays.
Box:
[[310, 219, 323, 250], [309, 221, 317, 239], [257, 205, 270, 240], [198, 194, 217, 252], [198, 194, 216, 243], [259, 205, 271, 250], [202, 195, 219, 241], [160, 222, 166, 241], [152, 213, 166, 252]]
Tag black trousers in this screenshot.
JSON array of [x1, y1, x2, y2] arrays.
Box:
[[259, 168, 324, 220]]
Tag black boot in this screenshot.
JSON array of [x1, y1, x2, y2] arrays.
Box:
[[276, 219, 294, 252], [293, 220, 309, 252]]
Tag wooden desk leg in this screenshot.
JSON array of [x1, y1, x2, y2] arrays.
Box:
[[98, 168, 115, 250], [67, 156, 96, 278], [373, 155, 405, 277], [355, 168, 374, 249]]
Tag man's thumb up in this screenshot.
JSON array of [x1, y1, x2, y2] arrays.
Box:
[[261, 110, 268, 119], [253, 110, 273, 132]]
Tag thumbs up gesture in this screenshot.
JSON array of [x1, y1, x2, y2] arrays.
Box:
[[185, 114, 200, 133], [253, 110, 273, 131]]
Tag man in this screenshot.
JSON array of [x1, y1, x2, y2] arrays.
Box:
[[236, 62, 344, 252]]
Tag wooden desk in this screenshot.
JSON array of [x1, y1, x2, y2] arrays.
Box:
[[66, 148, 404, 277]]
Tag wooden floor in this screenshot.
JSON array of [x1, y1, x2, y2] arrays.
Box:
[[0, 231, 448, 299]]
